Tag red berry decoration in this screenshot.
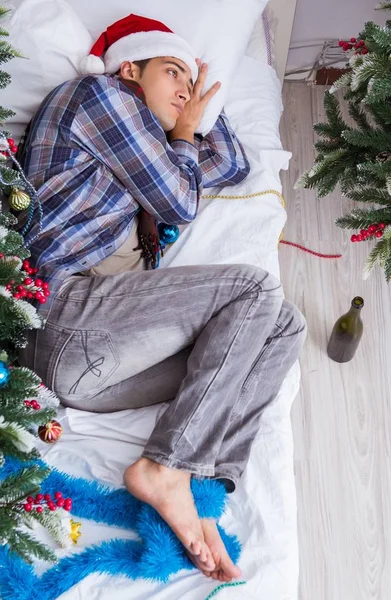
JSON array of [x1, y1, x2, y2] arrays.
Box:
[[376, 230, 383, 238], [27, 496, 34, 503], [54, 491, 63, 500], [357, 234, 363, 241], [24, 277, 33, 285], [56, 498, 65, 507], [351, 234, 357, 242], [379, 223, 385, 229], [36, 493, 44, 502], [36, 506, 44, 513], [35, 278, 43, 287], [48, 503, 57, 512], [44, 493, 51, 501], [24, 503, 33, 512], [38, 420, 63, 443]]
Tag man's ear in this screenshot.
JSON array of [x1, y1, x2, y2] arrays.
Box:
[[119, 61, 140, 81]]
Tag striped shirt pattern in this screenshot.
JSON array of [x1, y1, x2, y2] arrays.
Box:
[[21, 74, 250, 312]]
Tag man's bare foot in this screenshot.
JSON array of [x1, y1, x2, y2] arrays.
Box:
[[124, 458, 215, 571], [188, 518, 242, 583]]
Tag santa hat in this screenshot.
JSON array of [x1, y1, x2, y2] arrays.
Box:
[[79, 13, 198, 82]]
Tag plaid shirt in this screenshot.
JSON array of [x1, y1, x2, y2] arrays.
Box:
[[20, 74, 250, 314]]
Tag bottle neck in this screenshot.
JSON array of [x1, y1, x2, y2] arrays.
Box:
[[347, 296, 364, 318]]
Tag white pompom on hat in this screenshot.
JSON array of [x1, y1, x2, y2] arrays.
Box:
[[79, 13, 198, 83]]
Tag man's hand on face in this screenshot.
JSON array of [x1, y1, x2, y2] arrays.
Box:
[[168, 60, 221, 144]]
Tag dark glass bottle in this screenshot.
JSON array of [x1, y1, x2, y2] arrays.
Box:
[[327, 297, 364, 363]]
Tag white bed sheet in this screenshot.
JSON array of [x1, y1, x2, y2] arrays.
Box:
[[32, 57, 300, 600]]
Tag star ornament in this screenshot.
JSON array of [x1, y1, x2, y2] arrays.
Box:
[[69, 520, 82, 544]]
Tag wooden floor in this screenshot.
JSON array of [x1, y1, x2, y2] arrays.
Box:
[[279, 82, 391, 600]]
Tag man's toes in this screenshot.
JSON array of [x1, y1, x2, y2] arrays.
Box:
[[221, 555, 241, 579], [190, 539, 202, 556]]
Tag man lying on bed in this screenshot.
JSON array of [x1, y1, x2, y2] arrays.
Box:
[[18, 13, 307, 584]]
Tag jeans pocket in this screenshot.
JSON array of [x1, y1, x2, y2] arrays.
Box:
[[44, 323, 120, 401]]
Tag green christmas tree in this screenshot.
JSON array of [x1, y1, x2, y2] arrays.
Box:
[[297, 2, 391, 281], [0, 6, 73, 564], [0, 6, 24, 194]]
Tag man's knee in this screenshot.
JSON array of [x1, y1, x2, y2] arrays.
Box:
[[279, 300, 307, 340], [234, 264, 283, 298]]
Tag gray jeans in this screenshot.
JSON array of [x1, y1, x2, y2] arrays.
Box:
[[20, 264, 307, 491]]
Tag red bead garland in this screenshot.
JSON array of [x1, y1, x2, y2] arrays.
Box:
[[351, 223, 386, 243], [22, 490, 73, 513]]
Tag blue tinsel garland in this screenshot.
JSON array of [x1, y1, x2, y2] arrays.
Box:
[[0, 457, 242, 600]]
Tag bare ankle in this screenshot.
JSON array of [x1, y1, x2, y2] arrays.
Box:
[[127, 457, 191, 483]]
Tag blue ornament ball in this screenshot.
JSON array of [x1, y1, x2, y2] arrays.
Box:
[[158, 223, 180, 245], [0, 360, 10, 387]]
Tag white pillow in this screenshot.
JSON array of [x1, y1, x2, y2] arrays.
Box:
[[5, 0, 268, 136], [2, 0, 92, 129], [246, 6, 276, 67]]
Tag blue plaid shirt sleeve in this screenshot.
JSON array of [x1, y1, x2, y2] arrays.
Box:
[[73, 84, 203, 225], [192, 110, 250, 189]]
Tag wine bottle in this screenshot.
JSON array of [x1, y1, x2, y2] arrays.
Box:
[[327, 296, 364, 363]]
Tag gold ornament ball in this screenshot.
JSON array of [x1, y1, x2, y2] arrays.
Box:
[[9, 187, 31, 211]]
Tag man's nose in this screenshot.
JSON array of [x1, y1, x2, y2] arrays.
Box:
[[177, 87, 190, 103]]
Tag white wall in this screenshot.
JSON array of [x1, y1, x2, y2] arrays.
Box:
[[287, 0, 388, 73]]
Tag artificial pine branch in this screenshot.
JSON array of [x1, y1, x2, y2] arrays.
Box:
[[336, 207, 391, 229], [364, 227, 391, 280], [347, 188, 391, 205], [7, 529, 57, 563], [0, 464, 49, 503]]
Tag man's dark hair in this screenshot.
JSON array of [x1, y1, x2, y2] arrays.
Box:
[[132, 58, 152, 75]]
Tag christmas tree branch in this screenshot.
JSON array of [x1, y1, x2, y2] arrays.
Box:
[[336, 207, 391, 229]]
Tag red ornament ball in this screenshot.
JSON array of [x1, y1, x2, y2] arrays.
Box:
[[36, 506, 44, 513], [351, 234, 357, 242], [379, 223, 385, 229], [36, 493, 44, 502], [376, 230, 383, 238], [44, 493, 51, 501], [38, 420, 63, 443], [24, 503, 33, 512]]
